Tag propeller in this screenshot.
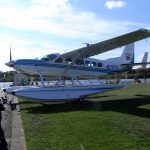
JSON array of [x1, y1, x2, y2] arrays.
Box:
[[5, 45, 14, 67], [10, 45, 12, 61]]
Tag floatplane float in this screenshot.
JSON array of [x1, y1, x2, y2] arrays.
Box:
[[2, 28, 150, 110], [3, 82, 126, 101]]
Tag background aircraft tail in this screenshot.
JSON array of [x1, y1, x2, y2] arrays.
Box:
[[141, 52, 148, 69], [120, 43, 134, 65]]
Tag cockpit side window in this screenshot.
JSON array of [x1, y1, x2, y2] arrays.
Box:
[[41, 54, 58, 62], [76, 59, 84, 65], [85, 61, 90, 66], [41, 56, 49, 61], [55, 58, 62, 63], [65, 58, 72, 64], [47, 54, 58, 61]]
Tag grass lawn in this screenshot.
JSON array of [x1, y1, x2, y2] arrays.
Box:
[[19, 83, 150, 150]]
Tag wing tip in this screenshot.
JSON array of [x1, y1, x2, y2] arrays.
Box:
[[139, 28, 150, 33]]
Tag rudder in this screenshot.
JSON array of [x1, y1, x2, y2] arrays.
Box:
[[120, 43, 134, 64]]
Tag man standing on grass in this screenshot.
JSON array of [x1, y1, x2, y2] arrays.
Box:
[[0, 102, 8, 150]]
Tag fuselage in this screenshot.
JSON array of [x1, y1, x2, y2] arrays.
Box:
[[6, 56, 131, 78]]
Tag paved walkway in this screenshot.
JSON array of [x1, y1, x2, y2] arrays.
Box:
[[1, 92, 27, 150]]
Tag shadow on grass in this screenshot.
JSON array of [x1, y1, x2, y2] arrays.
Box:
[[99, 95, 150, 118], [19, 100, 93, 113], [87, 95, 116, 99], [19, 94, 150, 118]]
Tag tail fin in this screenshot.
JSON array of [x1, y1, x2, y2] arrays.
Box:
[[141, 52, 148, 69], [120, 43, 134, 64]]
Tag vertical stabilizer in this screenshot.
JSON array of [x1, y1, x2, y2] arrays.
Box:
[[141, 52, 148, 69], [121, 43, 134, 64]]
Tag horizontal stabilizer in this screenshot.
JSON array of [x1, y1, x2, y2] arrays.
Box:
[[121, 62, 150, 67]]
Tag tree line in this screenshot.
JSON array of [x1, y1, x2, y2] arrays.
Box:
[[99, 68, 150, 80], [0, 68, 150, 82]]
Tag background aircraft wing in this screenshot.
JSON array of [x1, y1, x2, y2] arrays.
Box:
[[60, 28, 150, 59], [121, 62, 150, 66]]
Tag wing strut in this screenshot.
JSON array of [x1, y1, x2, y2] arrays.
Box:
[[63, 52, 82, 75]]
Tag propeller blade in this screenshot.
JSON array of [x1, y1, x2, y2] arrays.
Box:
[[10, 45, 12, 61]]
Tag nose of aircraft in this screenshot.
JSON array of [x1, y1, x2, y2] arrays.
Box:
[[5, 61, 14, 67]]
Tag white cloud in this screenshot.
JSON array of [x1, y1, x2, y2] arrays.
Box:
[[105, 0, 127, 9], [0, 0, 132, 40]]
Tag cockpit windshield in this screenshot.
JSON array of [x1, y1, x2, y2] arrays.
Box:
[[41, 53, 59, 62]]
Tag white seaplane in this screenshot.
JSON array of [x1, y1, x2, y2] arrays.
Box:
[[3, 28, 150, 109]]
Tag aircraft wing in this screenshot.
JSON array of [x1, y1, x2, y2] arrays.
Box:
[[60, 28, 150, 59]]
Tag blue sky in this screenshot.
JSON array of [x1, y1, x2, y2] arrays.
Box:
[[0, 0, 150, 71]]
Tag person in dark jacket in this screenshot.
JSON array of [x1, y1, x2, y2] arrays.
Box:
[[0, 102, 8, 150]]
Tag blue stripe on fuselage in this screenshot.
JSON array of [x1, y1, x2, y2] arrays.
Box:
[[14, 59, 129, 74]]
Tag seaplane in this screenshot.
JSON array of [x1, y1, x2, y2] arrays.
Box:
[[2, 28, 150, 109]]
